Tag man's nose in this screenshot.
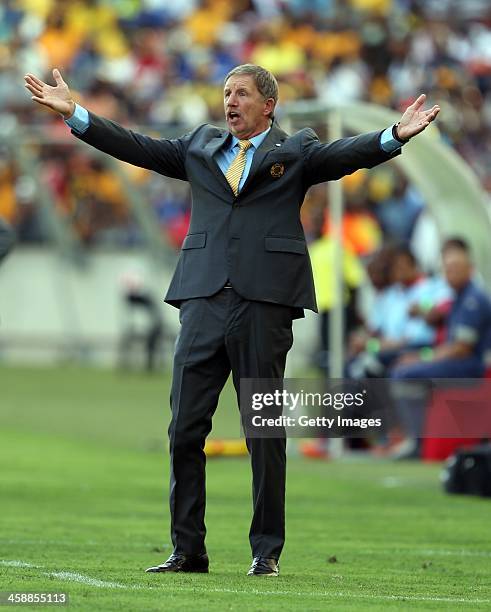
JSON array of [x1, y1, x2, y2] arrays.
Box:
[[227, 92, 238, 105]]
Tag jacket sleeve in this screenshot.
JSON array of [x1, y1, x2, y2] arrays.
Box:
[[72, 112, 205, 181], [302, 127, 401, 187]]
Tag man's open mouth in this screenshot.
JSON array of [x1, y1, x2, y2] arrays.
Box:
[[227, 111, 241, 121]]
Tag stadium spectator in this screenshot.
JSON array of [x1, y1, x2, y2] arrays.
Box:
[[309, 233, 365, 372], [390, 237, 491, 458], [372, 173, 425, 242], [347, 244, 450, 378]]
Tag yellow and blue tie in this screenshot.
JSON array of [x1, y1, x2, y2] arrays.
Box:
[[225, 140, 252, 196]]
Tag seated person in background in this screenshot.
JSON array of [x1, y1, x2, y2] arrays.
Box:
[[347, 244, 450, 378], [347, 245, 394, 376], [389, 237, 491, 458]]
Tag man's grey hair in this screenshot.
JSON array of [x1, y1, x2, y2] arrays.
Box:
[[224, 64, 279, 119]]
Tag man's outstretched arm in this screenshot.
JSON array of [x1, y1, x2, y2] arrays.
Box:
[[24, 69, 190, 181], [303, 94, 440, 185]]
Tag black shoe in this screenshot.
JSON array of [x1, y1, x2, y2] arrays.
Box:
[[145, 552, 209, 573], [247, 556, 279, 576]]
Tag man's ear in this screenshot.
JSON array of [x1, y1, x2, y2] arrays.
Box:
[[264, 98, 275, 117]]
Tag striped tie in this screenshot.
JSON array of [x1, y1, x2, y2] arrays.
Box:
[[225, 140, 252, 196]]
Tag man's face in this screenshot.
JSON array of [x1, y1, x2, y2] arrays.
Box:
[[443, 249, 472, 290], [391, 254, 417, 285], [224, 75, 274, 139]]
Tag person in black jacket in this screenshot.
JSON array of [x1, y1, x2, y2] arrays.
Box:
[[25, 64, 439, 576]]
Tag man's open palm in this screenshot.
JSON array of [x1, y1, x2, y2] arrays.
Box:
[[397, 94, 440, 141], [24, 69, 75, 118]]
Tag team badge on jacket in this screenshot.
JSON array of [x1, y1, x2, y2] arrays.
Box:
[[270, 163, 285, 178]]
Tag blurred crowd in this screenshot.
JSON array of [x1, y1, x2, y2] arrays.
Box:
[[1, 0, 490, 462], [0, 0, 490, 248]]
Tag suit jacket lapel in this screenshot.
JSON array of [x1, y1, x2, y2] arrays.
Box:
[[202, 123, 289, 197], [203, 131, 232, 193], [240, 123, 288, 195]]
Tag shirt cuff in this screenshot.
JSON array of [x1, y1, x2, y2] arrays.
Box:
[[380, 126, 403, 154], [64, 103, 90, 134]]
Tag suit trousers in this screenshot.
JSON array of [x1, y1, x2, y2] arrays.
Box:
[[169, 287, 294, 559]]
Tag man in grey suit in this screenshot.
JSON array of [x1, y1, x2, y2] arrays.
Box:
[[25, 64, 439, 576]]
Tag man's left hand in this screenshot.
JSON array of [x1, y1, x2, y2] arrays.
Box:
[[396, 94, 440, 141]]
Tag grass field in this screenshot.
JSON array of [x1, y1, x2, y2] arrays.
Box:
[[1, 365, 490, 611]]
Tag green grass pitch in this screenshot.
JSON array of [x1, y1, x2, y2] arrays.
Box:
[[1, 365, 490, 610]]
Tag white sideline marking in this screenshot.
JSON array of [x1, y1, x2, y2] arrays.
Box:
[[2, 560, 490, 604], [357, 548, 491, 558], [1, 560, 134, 590], [0, 560, 38, 568], [48, 571, 129, 589], [420, 549, 491, 558]]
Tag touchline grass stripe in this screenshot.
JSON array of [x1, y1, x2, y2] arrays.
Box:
[[2, 560, 490, 605]]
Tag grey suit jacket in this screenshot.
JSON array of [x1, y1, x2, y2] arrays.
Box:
[[74, 114, 400, 314]]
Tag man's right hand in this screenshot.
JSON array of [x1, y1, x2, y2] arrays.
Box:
[[24, 68, 75, 119]]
